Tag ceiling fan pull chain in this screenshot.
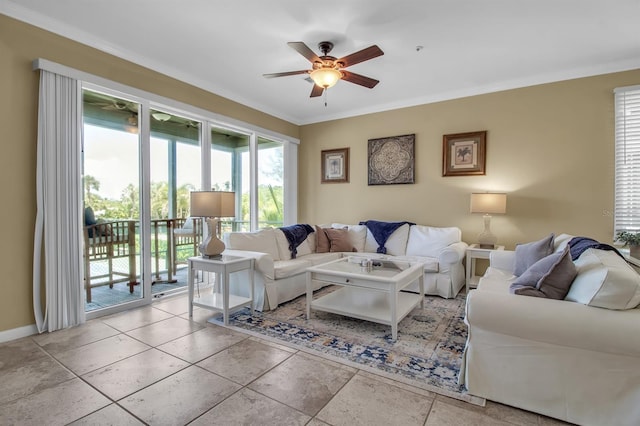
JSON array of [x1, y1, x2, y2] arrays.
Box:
[[324, 89, 328, 107]]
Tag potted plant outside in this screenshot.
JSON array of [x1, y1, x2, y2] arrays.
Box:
[[615, 231, 640, 258]]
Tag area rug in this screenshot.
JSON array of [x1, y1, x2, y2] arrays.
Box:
[[210, 286, 484, 406]]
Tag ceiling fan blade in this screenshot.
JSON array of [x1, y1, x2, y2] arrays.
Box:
[[336, 45, 384, 68], [288, 41, 321, 63], [263, 70, 310, 78], [310, 84, 324, 98], [341, 71, 379, 89]]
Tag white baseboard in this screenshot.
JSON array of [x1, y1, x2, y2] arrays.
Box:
[[0, 324, 38, 343]]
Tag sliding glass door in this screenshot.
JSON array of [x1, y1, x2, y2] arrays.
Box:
[[80, 81, 297, 317], [257, 137, 284, 229], [82, 90, 143, 311], [211, 127, 248, 232], [149, 109, 202, 295]]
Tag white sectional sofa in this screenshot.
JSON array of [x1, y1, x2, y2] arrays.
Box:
[[461, 234, 640, 426], [222, 222, 468, 311]]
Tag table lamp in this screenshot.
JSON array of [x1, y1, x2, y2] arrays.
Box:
[[190, 191, 235, 257], [470, 193, 507, 249]]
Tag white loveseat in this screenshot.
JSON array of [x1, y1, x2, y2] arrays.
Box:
[[461, 234, 640, 426], [222, 222, 468, 311]]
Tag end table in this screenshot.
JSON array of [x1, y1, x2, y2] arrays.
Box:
[[465, 244, 504, 294], [187, 255, 254, 325]]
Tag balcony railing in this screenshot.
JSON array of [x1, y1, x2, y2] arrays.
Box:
[[83, 218, 202, 302], [83, 218, 283, 303]]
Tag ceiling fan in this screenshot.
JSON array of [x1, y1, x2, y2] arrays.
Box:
[[263, 41, 384, 98], [84, 91, 138, 113]]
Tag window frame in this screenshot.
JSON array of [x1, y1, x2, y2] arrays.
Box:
[[614, 84, 640, 237]]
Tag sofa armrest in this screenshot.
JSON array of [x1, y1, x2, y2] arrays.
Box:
[[222, 249, 275, 280], [438, 241, 468, 265], [489, 250, 516, 273], [465, 289, 640, 357]]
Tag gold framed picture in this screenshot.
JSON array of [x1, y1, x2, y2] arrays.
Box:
[[443, 131, 487, 176], [321, 148, 349, 183]]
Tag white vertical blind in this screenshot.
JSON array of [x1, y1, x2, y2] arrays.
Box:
[[614, 85, 640, 235], [33, 70, 85, 332]]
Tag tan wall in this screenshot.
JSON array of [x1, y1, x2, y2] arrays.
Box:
[[3, 11, 640, 335], [299, 69, 640, 250], [0, 14, 298, 333]]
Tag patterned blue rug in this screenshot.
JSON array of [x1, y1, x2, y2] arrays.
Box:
[[217, 286, 484, 405]]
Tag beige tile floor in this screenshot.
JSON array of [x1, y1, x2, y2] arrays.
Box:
[[0, 293, 572, 425]]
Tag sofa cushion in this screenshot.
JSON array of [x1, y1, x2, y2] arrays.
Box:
[[275, 228, 315, 261], [303, 252, 342, 266], [227, 228, 280, 260], [406, 225, 461, 258], [315, 226, 331, 253], [325, 228, 356, 252], [514, 233, 555, 276], [331, 223, 367, 252], [273, 259, 313, 279], [393, 255, 439, 273], [84, 206, 97, 226], [174, 217, 194, 235], [364, 223, 410, 255], [553, 233, 575, 253], [478, 267, 516, 293], [302, 232, 316, 256], [275, 230, 292, 260], [565, 248, 640, 309], [510, 247, 577, 300]]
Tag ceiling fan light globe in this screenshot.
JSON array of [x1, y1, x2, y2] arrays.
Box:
[[310, 68, 342, 89], [152, 112, 171, 122]]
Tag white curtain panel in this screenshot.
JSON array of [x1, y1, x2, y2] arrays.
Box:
[[33, 70, 85, 333]]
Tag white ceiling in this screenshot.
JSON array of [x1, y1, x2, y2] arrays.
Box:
[[3, 0, 640, 125]]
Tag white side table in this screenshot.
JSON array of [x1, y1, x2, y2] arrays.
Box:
[[465, 244, 504, 294], [187, 255, 254, 325]]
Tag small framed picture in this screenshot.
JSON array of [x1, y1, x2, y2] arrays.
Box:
[[321, 148, 349, 183], [442, 131, 487, 176]]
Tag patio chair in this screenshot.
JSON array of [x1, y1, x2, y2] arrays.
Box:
[[83, 207, 137, 303], [173, 217, 202, 272]]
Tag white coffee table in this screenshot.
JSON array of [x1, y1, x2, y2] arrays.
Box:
[[306, 257, 424, 340]]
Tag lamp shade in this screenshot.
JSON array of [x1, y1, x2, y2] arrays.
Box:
[[190, 191, 220, 217], [190, 191, 235, 218], [470, 193, 507, 214], [310, 68, 342, 89], [219, 191, 235, 217]]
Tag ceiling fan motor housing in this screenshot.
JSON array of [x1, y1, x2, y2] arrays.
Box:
[[318, 41, 334, 55], [314, 42, 340, 69]]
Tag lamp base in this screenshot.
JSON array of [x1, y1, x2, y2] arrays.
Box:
[[201, 254, 223, 259], [478, 243, 496, 249], [199, 217, 226, 257], [477, 214, 498, 249]]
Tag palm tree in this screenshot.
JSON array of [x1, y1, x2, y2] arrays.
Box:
[[456, 147, 472, 162], [83, 175, 100, 205], [176, 183, 195, 217]]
